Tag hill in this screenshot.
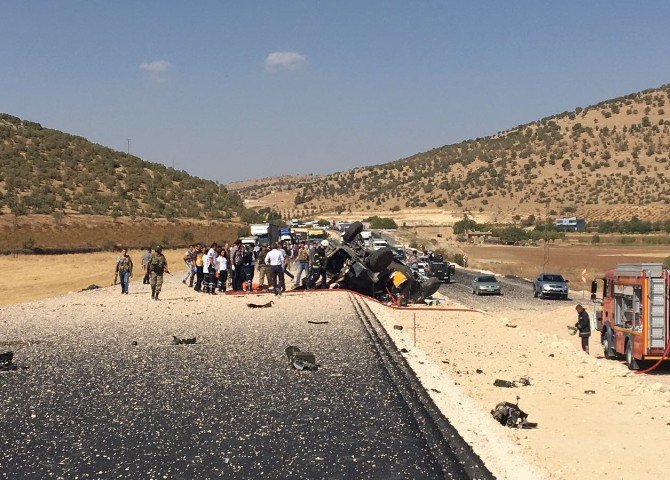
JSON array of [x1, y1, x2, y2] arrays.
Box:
[[235, 84, 670, 223], [0, 114, 244, 219]]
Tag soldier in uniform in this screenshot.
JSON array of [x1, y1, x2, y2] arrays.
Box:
[[147, 245, 170, 300]]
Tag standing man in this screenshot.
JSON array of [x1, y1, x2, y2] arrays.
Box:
[[293, 243, 310, 288], [241, 245, 254, 292], [148, 245, 169, 301], [265, 242, 286, 295], [115, 248, 133, 295], [182, 245, 195, 286], [194, 244, 204, 292], [141, 247, 151, 284], [575, 304, 591, 354], [256, 244, 269, 289], [232, 241, 244, 291]]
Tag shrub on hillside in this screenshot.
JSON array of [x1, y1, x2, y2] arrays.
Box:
[[365, 216, 398, 229]]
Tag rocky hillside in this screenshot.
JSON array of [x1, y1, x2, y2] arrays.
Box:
[[0, 114, 244, 219], [234, 84, 670, 222]]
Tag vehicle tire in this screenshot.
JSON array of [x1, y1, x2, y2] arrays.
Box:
[[533, 288, 538, 298], [602, 331, 614, 359], [365, 247, 394, 273], [420, 277, 441, 298], [561, 294, 568, 300], [624, 339, 639, 370], [342, 221, 364, 243]]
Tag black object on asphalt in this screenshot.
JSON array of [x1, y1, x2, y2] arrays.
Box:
[[81, 284, 101, 291], [491, 397, 537, 429], [285, 346, 318, 371], [172, 336, 196, 345], [307, 320, 329, 325], [247, 301, 274, 308], [0, 351, 24, 371]]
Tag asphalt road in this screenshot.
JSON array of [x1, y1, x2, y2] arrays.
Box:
[[440, 268, 575, 313], [0, 290, 487, 479]]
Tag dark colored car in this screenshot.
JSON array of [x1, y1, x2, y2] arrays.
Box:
[[428, 255, 455, 283]]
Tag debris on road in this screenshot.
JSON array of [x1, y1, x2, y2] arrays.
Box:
[[494, 377, 531, 388], [393, 325, 403, 330], [307, 320, 329, 325], [285, 346, 318, 371], [0, 351, 26, 372], [491, 397, 537, 429], [81, 284, 100, 291], [172, 336, 196, 345], [247, 301, 274, 309]]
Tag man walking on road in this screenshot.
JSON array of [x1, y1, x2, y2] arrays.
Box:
[[141, 247, 151, 284], [115, 248, 133, 295], [148, 245, 169, 301]]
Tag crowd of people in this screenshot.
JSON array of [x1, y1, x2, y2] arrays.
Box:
[[179, 239, 331, 296]]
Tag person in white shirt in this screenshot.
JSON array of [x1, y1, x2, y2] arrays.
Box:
[[216, 249, 228, 292], [265, 243, 286, 295], [203, 252, 215, 294]]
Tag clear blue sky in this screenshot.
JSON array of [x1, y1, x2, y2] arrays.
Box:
[[2, 1, 670, 182]]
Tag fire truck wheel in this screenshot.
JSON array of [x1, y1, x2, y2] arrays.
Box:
[[624, 339, 639, 370], [602, 333, 614, 359]]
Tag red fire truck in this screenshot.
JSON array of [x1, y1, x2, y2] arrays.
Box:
[[592, 263, 669, 370]]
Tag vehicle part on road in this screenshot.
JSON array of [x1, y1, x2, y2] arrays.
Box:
[[491, 397, 537, 429], [172, 336, 196, 345], [285, 345, 318, 371], [342, 221, 364, 244], [307, 320, 329, 325], [393, 325, 403, 330], [81, 284, 101, 291], [323, 225, 441, 305], [247, 301, 274, 308]]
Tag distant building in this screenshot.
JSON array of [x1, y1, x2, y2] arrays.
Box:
[[465, 230, 493, 243], [554, 217, 586, 231]]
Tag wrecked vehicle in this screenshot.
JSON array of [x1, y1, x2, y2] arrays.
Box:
[[317, 222, 441, 304]]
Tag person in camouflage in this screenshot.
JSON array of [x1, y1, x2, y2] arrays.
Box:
[[115, 248, 134, 294], [148, 245, 170, 300]]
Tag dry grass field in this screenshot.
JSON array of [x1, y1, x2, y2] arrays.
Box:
[[0, 214, 241, 250], [463, 243, 670, 285], [0, 249, 186, 306]]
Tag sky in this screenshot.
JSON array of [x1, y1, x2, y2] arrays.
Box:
[[2, 1, 670, 183]]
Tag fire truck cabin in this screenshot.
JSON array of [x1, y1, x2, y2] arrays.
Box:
[[595, 263, 669, 370]]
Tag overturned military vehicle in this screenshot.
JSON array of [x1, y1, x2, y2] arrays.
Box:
[[323, 222, 441, 304]]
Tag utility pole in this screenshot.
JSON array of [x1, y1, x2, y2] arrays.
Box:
[[127, 139, 131, 156], [542, 200, 549, 274]]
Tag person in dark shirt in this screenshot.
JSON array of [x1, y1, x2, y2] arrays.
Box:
[[575, 304, 591, 354]]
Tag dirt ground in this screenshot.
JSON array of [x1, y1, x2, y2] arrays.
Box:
[[463, 243, 670, 284], [368, 299, 670, 480], [0, 249, 186, 306]]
